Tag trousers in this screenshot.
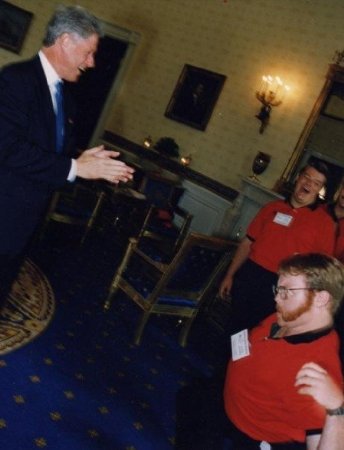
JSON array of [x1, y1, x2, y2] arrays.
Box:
[[0, 252, 25, 311], [226, 259, 278, 335]]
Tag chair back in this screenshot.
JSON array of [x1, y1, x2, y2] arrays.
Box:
[[168, 235, 230, 289], [138, 172, 183, 209], [39, 182, 105, 244], [149, 233, 235, 306], [107, 232, 237, 346], [131, 172, 193, 263]]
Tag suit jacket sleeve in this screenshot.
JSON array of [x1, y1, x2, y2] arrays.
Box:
[[0, 57, 74, 188]]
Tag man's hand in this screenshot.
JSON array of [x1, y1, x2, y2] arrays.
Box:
[[75, 145, 134, 184], [217, 237, 251, 300], [295, 362, 344, 410], [218, 273, 233, 299]]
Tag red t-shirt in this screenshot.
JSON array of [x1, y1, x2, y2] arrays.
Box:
[[321, 203, 344, 263], [224, 314, 343, 443], [247, 200, 335, 273], [335, 218, 344, 262]]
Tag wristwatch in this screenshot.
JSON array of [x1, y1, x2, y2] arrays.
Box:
[[326, 402, 344, 416]]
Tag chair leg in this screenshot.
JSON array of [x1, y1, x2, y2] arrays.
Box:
[[178, 316, 197, 347], [80, 191, 105, 245], [104, 237, 138, 311], [134, 311, 151, 345]]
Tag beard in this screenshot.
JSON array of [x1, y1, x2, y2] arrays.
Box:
[[276, 292, 314, 322]]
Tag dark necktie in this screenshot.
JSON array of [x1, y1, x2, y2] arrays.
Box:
[[55, 81, 64, 153]]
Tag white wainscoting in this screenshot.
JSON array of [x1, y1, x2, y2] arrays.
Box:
[[229, 177, 284, 240], [178, 179, 235, 238]]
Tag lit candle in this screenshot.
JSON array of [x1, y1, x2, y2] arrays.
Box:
[[274, 76, 283, 99], [260, 75, 268, 95], [279, 84, 290, 102], [267, 75, 274, 96]]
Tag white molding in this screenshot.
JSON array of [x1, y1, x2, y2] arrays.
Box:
[[179, 180, 234, 237]]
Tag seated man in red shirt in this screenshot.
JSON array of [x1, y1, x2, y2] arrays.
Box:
[[224, 253, 344, 449], [295, 362, 344, 450]]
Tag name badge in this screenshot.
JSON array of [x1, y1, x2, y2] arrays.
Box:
[[273, 212, 293, 227], [231, 329, 250, 361]]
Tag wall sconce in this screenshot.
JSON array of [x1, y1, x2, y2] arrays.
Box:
[[143, 136, 153, 148], [256, 75, 290, 134]]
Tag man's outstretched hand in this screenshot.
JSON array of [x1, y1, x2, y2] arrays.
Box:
[[76, 146, 134, 184]]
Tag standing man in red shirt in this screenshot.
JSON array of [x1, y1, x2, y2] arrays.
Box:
[[325, 183, 344, 262], [219, 160, 335, 334]]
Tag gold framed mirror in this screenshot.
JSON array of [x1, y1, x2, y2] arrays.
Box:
[[276, 63, 344, 201]]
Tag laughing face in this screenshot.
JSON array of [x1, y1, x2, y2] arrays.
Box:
[[291, 166, 326, 208], [58, 32, 99, 82]]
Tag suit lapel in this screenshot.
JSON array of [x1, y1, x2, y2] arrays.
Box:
[[32, 56, 56, 153], [32, 55, 76, 155]]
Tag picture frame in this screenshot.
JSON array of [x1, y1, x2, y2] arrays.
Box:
[[165, 64, 226, 131], [0, 1, 33, 54], [322, 83, 344, 121]]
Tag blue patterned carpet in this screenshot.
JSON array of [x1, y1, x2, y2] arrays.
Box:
[[0, 226, 228, 450]]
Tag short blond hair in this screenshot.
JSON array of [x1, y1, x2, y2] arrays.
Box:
[[279, 253, 344, 314]]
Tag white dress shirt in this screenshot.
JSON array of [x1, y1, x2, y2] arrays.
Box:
[[38, 51, 76, 181]]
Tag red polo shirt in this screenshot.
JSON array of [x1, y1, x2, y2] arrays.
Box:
[[247, 200, 335, 273], [224, 314, 343, 443], [321, 203, 344, 263]]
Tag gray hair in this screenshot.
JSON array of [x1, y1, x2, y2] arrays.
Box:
[[43, 5, 103, 46]]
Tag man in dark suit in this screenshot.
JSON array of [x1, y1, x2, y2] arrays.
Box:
[[0, 5, 134, 308]]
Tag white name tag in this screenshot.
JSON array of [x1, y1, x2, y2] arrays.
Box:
[[273, 212, 293, 227], [231, 329, 250, 361], [260, 442, 271, 450]]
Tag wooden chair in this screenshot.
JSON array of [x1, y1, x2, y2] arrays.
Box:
[[106, 171, 193, 264], [134, 172, 193, 265], [100, 184, 151, 242], [39, 182, 105, 245], [133, 204, 192, 268], [137, 171, 184, 209], [104, 232, 237, 347]]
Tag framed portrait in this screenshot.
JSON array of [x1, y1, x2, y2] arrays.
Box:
[[165, 64, 226, 131], [0, 1, 33, 54], [322, 82, 344, 121]]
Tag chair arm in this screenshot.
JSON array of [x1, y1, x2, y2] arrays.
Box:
[[172, 206, 193, 252]]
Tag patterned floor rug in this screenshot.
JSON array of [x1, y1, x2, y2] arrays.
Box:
[[0, 259, 55, 355]]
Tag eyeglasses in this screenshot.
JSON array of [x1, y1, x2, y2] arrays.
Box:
[[299, 173, 324, 190], [272, 285, 315, 300]]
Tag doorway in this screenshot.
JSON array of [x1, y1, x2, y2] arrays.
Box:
[[67, 23, 140, 149]]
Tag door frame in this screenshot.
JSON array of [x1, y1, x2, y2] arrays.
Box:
[[89, 21, 140, 147]]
